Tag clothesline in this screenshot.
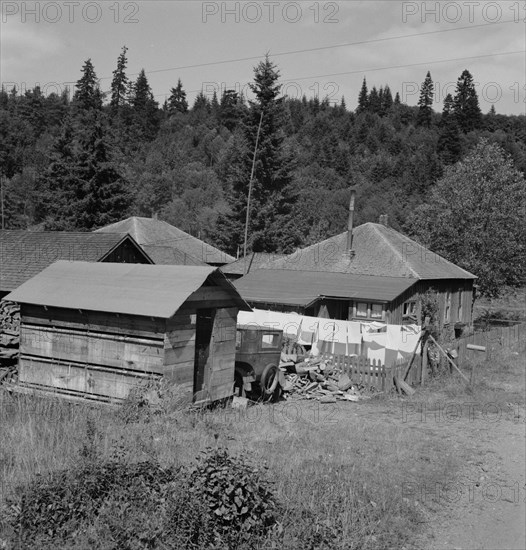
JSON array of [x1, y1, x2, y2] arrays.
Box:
[[237, 309, 421, 363]]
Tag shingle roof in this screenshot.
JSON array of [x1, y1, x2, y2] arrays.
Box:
[[95, 217, 234, 266], [220, 252, 287, 276], [234, 270, 417, 306], [0, 230, 150, 292], [141, 245, 206, 266], [265, 223, 477, 280], [6, 261, 250, 318]]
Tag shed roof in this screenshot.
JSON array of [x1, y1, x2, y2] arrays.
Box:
[[234, 269, 417, 306], [95, 217, 234, 266], [265, 223, 477, 280], [220, 252, 287, 276], [6, 261, 250, 318], [0, 230, 151, 292]]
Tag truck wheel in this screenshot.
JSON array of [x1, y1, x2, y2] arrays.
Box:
[[260, 364, 280, 401]]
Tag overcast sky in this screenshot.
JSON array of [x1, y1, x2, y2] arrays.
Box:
[[1, 1, 525, 114]]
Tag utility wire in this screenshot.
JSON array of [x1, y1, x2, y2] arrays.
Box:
[[96, 19, 518, 80]]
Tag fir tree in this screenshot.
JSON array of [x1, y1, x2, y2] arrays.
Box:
[[453, 69, 481, 132], [356, 77, 369, 114], [167, 79, 188, 114], [394, 92, 401, 105], [130, 69, 159, 139], [368, 86, 381, 115], [73, 59, 102, 111], [110, 46, 129, 112], [417, 71, 434, 127], [381, 85, 393, 114], [438, 94, 461, 165], [214, 56, 299, 254]]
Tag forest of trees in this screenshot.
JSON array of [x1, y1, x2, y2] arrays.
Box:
[[1, 50, 525, 295]]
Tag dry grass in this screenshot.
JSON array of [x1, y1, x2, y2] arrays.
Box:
[[1, 347, 523, 548]]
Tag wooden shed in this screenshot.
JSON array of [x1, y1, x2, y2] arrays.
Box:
[[5, 261, 250, 405]]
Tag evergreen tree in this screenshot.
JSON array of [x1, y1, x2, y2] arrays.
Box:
[[381, 85, 393, 114], [167, 79, 188, 114], [73, 59, 102, 111], [368, 86, 381, 115], [214, 56, 299, 254], [110, 46, 129, 112], [130, 69, 159, 139], [438, 94, 461, 165], [35, 113, 131, 230], [453, 69, 481, 132], [394, 92, 401, 105], [356, 77, 369, 114], [219, 89, 243, 131], [417, 71, 434, 127]]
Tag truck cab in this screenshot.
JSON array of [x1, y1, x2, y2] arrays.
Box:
[[235, 325, 283, 400]]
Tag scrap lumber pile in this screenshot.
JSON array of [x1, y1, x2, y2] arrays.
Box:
[[280, 356, 375, 402], [0, 301, 20, 382]]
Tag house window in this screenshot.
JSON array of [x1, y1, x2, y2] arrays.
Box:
[[403, 301, 417, 317], [354, 302, 384, 320], [356, 302, 368, 318], [371, 303, 383, 319], [444, 290, 451, 324]]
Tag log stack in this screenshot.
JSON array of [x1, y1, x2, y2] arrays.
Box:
[[0, 300, 20, 382], [280, 356, 375, 402]]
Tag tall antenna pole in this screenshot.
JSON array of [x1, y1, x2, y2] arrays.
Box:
[[1, 175, 4, 229], [243, 109, 264, 275]]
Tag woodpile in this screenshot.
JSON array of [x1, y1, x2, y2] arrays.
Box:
[[280, 355, 375, 402], [0, 300, 20, 383]]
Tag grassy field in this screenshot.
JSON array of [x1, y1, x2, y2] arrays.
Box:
[[0, 345, 524, 549]]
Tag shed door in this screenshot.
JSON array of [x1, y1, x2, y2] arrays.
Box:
[[194, 309, 215, 400]]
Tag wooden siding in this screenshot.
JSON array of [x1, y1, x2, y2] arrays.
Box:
[[163, 311, 196, 401], [17, 304, 166, 401]]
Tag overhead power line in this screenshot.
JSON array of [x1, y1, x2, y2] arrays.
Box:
[[96, 19, 517, 81]]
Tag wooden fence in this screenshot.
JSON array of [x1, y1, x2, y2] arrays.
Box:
[[321, 354, 421, 393], [454, 323, 525, 365], [322, 322, 524, 393]]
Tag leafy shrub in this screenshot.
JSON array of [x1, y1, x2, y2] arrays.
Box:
[[5, 460, 179, 547], [3, 445, 280, 549], [188, 447, 280, 547]]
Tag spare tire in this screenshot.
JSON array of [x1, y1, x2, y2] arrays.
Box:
[[260, 363, 280, 401]]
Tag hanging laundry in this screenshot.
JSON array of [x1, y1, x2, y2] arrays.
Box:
[[362, 331, 387, 363], [360, 321, 387, 333], [297, 315, 319, 345]]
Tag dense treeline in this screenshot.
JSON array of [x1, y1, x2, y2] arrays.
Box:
[[1, 51, 525, 293]]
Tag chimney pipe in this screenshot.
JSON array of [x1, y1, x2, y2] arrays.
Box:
[[347, 186, 357, 252]]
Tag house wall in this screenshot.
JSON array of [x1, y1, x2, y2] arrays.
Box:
[[246, 278, 474, 331]]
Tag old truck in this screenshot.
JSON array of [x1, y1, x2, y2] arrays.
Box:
[[234, 324, 283, 401]]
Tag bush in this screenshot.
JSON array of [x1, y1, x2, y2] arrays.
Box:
[[188, 447, 281, 547], [2, 446, 280, 549]]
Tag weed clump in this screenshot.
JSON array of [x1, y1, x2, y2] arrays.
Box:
[[1, 445, 280, 549]]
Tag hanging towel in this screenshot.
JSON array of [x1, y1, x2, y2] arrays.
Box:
[[297, 315, 319, 345], [318, 320, 336, 341], [361, 321, 387, 333], [362, 331, 387, 363], [345, 321, 362, 344]]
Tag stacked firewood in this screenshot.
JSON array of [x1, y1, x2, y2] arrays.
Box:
[[280, 356, 374, 402], [0, 301, 20, 381]]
